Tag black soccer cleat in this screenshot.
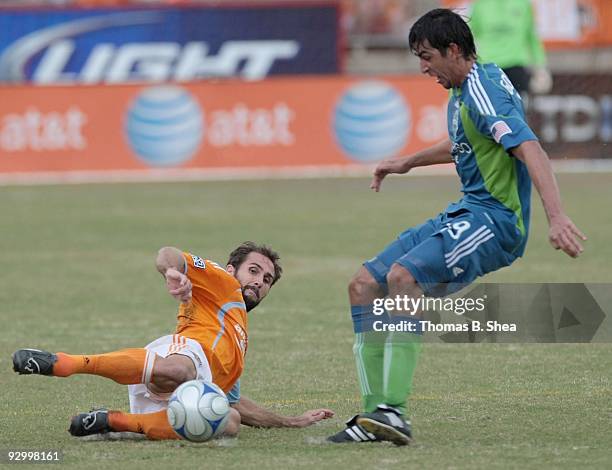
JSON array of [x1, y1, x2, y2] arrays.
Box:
[[357, 404, 413, 446], [12, 349, 57, 375], [69, 409, 112, 437], [326, 414, 380, 443]]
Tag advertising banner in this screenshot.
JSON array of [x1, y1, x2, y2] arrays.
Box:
[[0, 76, 449, 177], [530, 73, 612, 159], [0, 2, 341, 84]]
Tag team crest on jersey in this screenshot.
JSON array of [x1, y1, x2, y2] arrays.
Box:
[[190, 254, 206, 269]]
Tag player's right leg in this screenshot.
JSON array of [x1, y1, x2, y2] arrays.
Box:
[[358, 207, 520, 445], [12, 349, 57, 375], [12, 347, 150, 384], [327, 267, 387, 443], [328, 219, 438, 443], [12, 335, 197, 390], [349, 266, 387, 414]]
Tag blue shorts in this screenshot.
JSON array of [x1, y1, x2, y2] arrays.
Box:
[[363, 206, 524, 297]]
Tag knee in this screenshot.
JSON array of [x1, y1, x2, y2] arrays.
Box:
[[222, 408, 241, 437], [152, 356, 196, 391], [386, 264, 417, 291], [169, 362, 195, 386], [348, 268, 382, 300]]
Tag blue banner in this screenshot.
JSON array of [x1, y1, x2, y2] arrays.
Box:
[[0, 4, 340, 84]]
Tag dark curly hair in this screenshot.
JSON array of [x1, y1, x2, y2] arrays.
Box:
[[227, 241, 282, 285], [409, 8, 477, 60]]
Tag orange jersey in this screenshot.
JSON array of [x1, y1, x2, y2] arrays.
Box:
[[174, 252, 247, 393]]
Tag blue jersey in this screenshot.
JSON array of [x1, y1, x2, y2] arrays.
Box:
[[447, 62, 535, 256]]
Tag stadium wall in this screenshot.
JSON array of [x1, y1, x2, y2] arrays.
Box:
[[0, 77, 449, 181], [442, 0, 612, 48], [0, 0, 609, 184]]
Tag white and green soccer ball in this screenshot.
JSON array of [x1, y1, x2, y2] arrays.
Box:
[[167, 380, 230, 442]]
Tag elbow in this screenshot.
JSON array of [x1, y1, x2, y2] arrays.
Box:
[[157, 246, 175, 259], [155, 247, 170, 274], [156, 246, 184, 274]]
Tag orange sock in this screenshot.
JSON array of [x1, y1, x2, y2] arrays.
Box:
[[53, 349, 154, 385], [108, 410, 179, 440]]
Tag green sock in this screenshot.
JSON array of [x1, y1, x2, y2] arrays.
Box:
[[351, 304, 389, 413], [353, 331, 387, 412], [382, 320, 422, 416]]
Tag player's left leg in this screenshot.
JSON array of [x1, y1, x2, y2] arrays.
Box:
[[349, 219, 439, 415], [69, 336, 225, 441], [358, 207, 520, 445], [380, 264, 423, 417], [357, 264, 421, 446], [105, 408, 239, 440], [69, 408, 179, 440], [107, 409, 179, 440], [69, 405, 241, 440], [223, 408, 241, 437], [328, 218, 439, 443], [73, 353, 199, 439]]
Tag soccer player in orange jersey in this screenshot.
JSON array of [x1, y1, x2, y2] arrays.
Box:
[[12, 242, 333, 440]]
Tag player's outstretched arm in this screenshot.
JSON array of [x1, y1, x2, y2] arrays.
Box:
[[156, 246, 192, 303], [513, 141, 587, 258], [232, 396, 334, 428], [371, 139, 452, 192]]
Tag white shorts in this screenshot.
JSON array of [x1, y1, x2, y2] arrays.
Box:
[[128, 334, 212, 414]]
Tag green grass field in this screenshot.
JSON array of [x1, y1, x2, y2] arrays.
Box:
[[1, 173, 611, 469]]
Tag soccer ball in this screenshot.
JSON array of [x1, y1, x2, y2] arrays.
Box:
[[167, 380, 231, 442]]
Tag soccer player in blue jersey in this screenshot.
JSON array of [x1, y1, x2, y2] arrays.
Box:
[[328, 9, 586, 445]]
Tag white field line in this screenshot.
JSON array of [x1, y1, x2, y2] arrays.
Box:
[[0, 159, 610, 187]]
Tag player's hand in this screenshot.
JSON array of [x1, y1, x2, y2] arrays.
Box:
[[165, 268, 192, 303], [548, 214, 587, 258], [288, 409, 334, 427], [370, 158, 409, 192], [530, 67, 553, 94]]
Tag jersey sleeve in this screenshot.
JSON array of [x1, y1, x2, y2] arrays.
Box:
[[226, 380, 241, 404], [466, 70, 537, 151], [182, 252, 239, 301]]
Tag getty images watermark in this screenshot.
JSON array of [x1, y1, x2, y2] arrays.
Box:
[[365, 284, 611, 343], [372, 294, 514, 333], [371, 294, 513, 333]]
